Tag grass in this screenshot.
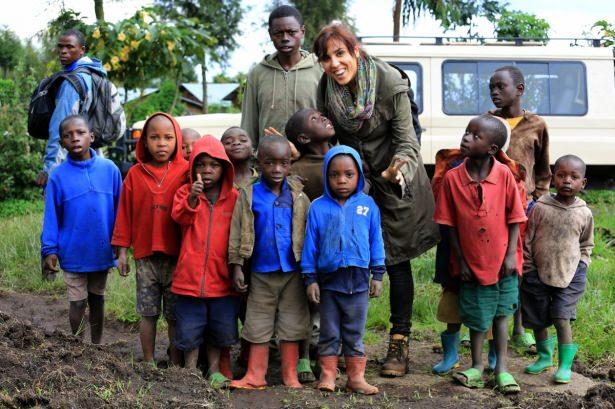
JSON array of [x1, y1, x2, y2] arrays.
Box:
[[1, 190, 614, 365]]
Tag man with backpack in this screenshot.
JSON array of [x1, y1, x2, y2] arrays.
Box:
[[34, 28, 124, 186]]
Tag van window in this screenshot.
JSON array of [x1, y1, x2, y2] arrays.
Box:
[[442, 60, 587, 116], [391, 62, 423, 113]]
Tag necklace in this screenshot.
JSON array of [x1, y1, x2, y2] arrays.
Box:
[[141, 162, 171, 187]]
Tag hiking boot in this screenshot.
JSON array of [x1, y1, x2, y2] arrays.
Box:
[[380, 334, 409, 377]]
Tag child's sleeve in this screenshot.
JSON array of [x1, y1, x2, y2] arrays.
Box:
[[433, 174, 456, 227], [40, 177, 61, 258], [368, 201, 386, 281], [228, 189, 246, 266], [505, 171, 527, 224], [112, 165, 122, 213], [533, 121, 551, 200], [522, 205, 539, 274], [580, 211, 594, 266], [111, 174, 133, 248], [171, 184, 199, 226], [301, 206, 319, 286]]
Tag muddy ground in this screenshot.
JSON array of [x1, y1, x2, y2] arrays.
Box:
[[0, 291, 613, 409]]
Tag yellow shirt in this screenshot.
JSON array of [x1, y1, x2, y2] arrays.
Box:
[[507, 116, 524, 129]]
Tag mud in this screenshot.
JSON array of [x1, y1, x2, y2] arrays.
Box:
[[0, 311, 228, 409], [1, 290, 613, 408]]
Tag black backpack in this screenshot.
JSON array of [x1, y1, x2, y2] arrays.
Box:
[[389, 63, 423, 145], [28, 67, 126, 149]]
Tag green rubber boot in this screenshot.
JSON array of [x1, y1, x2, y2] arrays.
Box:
[[525, 336, 556, 374], [554, 343, 578, 384]]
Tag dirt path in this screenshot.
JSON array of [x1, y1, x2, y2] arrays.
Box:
[[1, 290, 613, 408]]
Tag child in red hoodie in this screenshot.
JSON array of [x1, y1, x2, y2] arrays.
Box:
[[171, 136, 239, 388], [112, 112, 189, 364]]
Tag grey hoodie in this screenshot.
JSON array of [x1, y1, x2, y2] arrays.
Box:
[[240, 50, 323, 146]]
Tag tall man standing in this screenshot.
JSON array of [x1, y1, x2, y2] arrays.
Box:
[[239, 5, 322, 383], [240, 5, 322, 147], [36, 29, 108, 186]]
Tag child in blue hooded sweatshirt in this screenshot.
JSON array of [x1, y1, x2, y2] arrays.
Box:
[[302, 145, 385, 395], [41, 114, 122, 344]]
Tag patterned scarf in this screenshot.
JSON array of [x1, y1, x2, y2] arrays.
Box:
[[326, 54, 377, 133]]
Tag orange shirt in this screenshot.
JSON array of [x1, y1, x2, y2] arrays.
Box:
[[434, 158, 527, 285], [506, 116, 524, 129]]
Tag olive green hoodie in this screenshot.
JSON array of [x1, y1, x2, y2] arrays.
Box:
[[240, 50, 323, 147]]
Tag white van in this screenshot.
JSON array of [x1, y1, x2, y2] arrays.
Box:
[[130, 42, 615, 167]]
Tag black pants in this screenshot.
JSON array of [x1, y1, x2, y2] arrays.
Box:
[[387, 261, 413, 336]]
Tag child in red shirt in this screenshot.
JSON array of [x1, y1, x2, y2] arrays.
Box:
[[171, 136, 239, 388], [434, 114, 526, 394], [112, 112, 189, 364]]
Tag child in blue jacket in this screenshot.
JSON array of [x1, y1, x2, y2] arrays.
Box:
[[41, 114, 122, 344], [302, 145, 384, 395]]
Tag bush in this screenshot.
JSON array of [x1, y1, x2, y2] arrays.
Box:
[[0, 77, 46, 200]]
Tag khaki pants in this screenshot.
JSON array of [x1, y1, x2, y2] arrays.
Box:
[[242, 271, 309, 343]]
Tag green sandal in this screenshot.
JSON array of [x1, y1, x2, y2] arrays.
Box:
[[495, 372, 520, 394], [208, 372, 230, 389], [452, 368, 484, 389], [297, 358, 316, 383]]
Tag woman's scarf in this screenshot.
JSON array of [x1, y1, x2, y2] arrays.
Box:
[[326, 54, 377, 133]]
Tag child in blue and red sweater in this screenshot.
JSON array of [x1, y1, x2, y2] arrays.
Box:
[[301, 145, 384, 395]]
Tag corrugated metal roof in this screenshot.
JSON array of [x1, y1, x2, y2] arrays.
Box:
[[181, 83, 239, 106]]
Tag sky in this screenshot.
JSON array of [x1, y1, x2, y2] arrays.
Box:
[[1, 0, 613, 78]]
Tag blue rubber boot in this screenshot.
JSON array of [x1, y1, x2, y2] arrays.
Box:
[[432, 331, 460, 375], [487, 340, 497, 371]]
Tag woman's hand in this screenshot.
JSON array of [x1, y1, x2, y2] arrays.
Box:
[[381, 155, 408, 185]]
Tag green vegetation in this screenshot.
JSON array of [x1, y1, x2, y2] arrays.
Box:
[[1, 190, 613, 365]]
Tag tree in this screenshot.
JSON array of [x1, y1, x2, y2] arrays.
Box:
[[593, 20, 615, 47], [94, 0, 105, 21], [288, 0, 353, 48], [157, 0, 244, 114], [395, 0, 505, 39], [494, 10, 549, 42], [0, 28, 22, 78]]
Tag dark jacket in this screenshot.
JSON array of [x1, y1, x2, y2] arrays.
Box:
[[317, 57, 439, 264]]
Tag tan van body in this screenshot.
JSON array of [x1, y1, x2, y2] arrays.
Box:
[[131, 44, 615, 166]]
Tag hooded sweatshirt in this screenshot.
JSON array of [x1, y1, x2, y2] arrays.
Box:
[[44, 56, 107, 173], [41, 149, 122, 272], [111, 113, 189, 259], [240, 50, 323, 146], [301, 146, 386, 293], [171, 137, 239, 298], [523, 194, 594, 288]]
